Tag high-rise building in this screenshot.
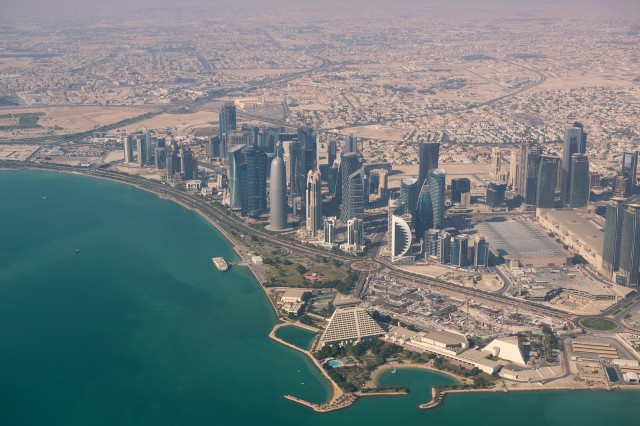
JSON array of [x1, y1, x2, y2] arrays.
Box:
[[391, 215, 412, 261], [614, 176, 631, 198], [451, 178, 470, 204], [418, 142, 440, 191], [166, 143, 180, 178], [268, 155, 288, 231], [227, 145, 245, 210], [124, 135, 134, 163], [155, 137, 166, 169], [490, 147, 501, 178], [209, 136, 221, 159], [622, 151, 638, 195], [344, 133, 358, 154], [219, 103, 237, 158], [323, 217, 336, 245], [450, 235, 469, 267], [179, 146, 196, 180], [335, 152, 361, 204], [569, 154, 590, 208], [525, 146, 542, 205], [414, 185, 434, 241], [509, 148, 518, 190], [474, 236, 489, 267], [429, 168, 446, 228], [619, 204, 640, 287], [536, 155, 560, 209], [378, 169, 389, 201], [561, 123, 587, 204], [602, 197, 626, 277], [240, 145, 267, 216], [400, 178, 419, 217], [346, 218, 365, 250], [517, 141, 530, 199], [136, 137, 146, 166], [305, 169, 323, 237], [486, 182, 507, 208], [297, 127, 317, 195], [143, 126, 151, 166], [388, 198, 403, 233], [341, 169, 365, 222]]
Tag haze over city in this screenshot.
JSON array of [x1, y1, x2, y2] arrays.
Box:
[[1, 0, 640, 425]]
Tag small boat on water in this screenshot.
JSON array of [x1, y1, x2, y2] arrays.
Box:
[[75, 249, 80, 254], [42, 196, 47, 200], [212, 257, 229, 272]]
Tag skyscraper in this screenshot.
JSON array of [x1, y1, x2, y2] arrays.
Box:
[[136, 136, 146, 166], [486, 182, 507, 208], [124, 135, 134, 163], [377, 169, 389, 201], [305, 169, 322, 237], [268, 155, 288, 231], [346, 218, 365, 250], [517, 141, 530, 199], [178, 146, 196, 180], [297, 127, 317, 195], [619, 204, 640, 287], [143, 126, 151, 166], [509, 148, 518, 190], [418, 142, 440, 191], [400, 178, 419, 217], [414, 185, 434, 241], [602, 197, 626, 277], [536, 155, 560, 209], [474, 237, 489, 267], [451, 178, 470, 204], [155, 137, 166, 169], [569, 154, 590, 208], [391, 215, 412, 261], [323, 217, 336, 245], [622, 151, 638, 195], [525, 146, 542, 205], [388, 198, 403, 233], [227, 145, 245, 210], [344, 133, 358, 154], [561, 123, 587, 204], [240, 145, 267, 216], [450, 235, 469, 267], [335, 152, 361, 204], [490, 147, 501, 178], [219, 102, 237, 158], [340, 169, 365, 222], [429, 168, 446, 228]]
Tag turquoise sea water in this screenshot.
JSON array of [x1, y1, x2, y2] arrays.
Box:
[[274, 325, 317, 351], [1, 170, 638, 426]]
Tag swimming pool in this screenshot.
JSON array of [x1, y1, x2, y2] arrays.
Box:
[[327, 360, 343, 367]]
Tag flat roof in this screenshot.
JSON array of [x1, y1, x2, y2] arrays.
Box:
[[424, 330, 467, 346], [475, 221, 568, 260], [539, 209, 604, 255]]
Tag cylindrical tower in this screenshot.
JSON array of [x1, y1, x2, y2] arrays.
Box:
[[268, 156, 288, 231]]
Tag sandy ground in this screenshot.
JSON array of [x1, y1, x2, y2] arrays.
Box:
[[113, 110, 219, 135], [0, 144, 39, 161]]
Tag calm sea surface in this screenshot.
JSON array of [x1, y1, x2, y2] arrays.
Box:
[[0, 170, 638, 426]]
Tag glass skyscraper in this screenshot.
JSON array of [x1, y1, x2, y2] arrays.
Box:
[[400, 178, 419, 217], [414, 185, 434, 241], [428, 168, 446, 228], [602, 197, 626, 277], [418, 142, 440, 191], [569, 153, 590, 208], [536, 155, 560, 209], [561, 122, 587, 204], [619, 204, 640, 287]]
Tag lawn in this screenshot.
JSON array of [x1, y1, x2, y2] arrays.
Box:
[[579, 317, 617, 331]]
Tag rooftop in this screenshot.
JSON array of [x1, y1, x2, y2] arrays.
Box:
[[475, 221, 568, 260]]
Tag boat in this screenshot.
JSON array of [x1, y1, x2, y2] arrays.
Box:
[[75, 249, 80, 253], [42, 196, 47, 200], [212, 257, 229, 272]]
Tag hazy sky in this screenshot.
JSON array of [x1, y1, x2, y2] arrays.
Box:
[[3, 0, 639, 19]]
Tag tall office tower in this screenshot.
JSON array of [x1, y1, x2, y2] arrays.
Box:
[[622, 151, 638, 195], [166, 144, 180, 179], [569, 154, 590, 208], [509, 148, 519, 190], [418, 142, 440, 191], [614, 176, 631, 198], [561, 123, 587, 204], [284, 139, 300, 196], [227, 145, 245, 210], [602, 197, 626, 277], [327, 163, 339, 197], [346, 218, 365, 250], [424, 229, 441, 258], [136, 137, 146, 166], [336, 152, 361, 203], [328, 139, 337, 167], [305, 169, 323, 237], [516, 141, 535, 200], [536, 155, 560, 208], [316, 137, 330, 176], [486, 182, 507, 207], [219, 102, 237, 157], [474, 236, 489, 267], [429, 168, 446, 228], [155, 137, 166, 169], [450, 235, 469, 267], [391, 215, 412, 261], [124, 135, 134, 163], [143, 126, 151, 165], [178, 146, 196, 180], [298, 127, 316, 180], [268, 155, 288, 231], [400, 178, 419, 217], [437, 231, 451, 264], [388, 198, 403, 233], [451, 178, 471, 204], [340, 169, 365, 222], [378, 169, 389, 201], [323, 217, 336, 245], [209, 136, 221, 159], [344, 133, 358, 154], [490, 147, 501, 178], [240, 145, 267, 216], [619, 204, 640, 287], [414, 185, 434, 241], [524, 146, 542, 205]]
